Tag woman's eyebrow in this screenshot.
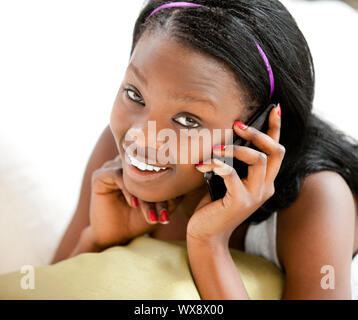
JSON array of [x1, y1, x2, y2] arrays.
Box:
[[128, 62, 216, 110], [168, 92, 216, 110], [128, 63, 148, 87]]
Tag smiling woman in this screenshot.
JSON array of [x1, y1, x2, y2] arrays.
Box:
[[48, 0, 358, 300], [111, 33, 251, 203], [76, 0, 357, 300], [110, 0, 358, 221]]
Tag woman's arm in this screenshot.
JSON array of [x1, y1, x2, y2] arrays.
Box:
[[187, 170, 356, 300], [277, 170, 356, 299], [187, 237, 250, 300], [67, 226, 102, 259], [50, 124, 118, 264]]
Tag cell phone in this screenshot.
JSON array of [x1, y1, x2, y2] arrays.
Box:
[[204, 103, 277, 201]]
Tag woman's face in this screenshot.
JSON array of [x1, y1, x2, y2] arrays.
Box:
[[110, 32, 252, 202]]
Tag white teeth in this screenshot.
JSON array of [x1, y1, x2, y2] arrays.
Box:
[[127, 153, 168, 172], [137, 161, 147, 171]]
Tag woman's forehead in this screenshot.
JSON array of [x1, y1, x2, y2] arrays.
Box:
[[128, 33, 247, 107]]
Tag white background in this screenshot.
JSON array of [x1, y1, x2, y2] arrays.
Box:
[[0, 0, 357, 274]]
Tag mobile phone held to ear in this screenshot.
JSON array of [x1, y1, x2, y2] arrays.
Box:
[[204, 103, 277, 201]]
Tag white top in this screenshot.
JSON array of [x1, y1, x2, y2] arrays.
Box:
[[244, 211, 358, 300]]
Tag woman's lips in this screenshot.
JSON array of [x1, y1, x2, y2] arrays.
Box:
[[123, 155, 172, 183]]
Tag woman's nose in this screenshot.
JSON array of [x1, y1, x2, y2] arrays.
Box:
[[124, 119, 171, 152]]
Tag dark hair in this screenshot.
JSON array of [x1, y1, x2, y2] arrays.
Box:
[[130, 0, 358, 223]]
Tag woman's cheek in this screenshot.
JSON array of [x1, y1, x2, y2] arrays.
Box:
[[179, 130, 220, 165], [110, 93, 133, 139], [109, 105, 122, 139], [176, 133, 204, 165], [171, 164, 206, 195]]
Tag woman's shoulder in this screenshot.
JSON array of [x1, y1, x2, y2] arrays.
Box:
[[276, 170, 358, 273]]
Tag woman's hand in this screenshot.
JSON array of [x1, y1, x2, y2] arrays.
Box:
[[186, 104, 285, 245], [87, 154, 181, 250]]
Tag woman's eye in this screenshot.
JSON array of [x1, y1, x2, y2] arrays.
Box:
[[124, 88, 144, 105], [174, 116, 200, 128], [124, 87, 200, 128]]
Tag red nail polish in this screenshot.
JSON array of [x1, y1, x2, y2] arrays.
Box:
[[213, 145, 225, 151], [195, 161, 204, 167], [160, 209, 169, 224], [277, 103, 281, 118], [148, 209, 158, 222], [234, 121, 248, 130], [132, 197, 138, 208]]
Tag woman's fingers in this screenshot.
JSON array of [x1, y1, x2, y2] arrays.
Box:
[[265, 104, 286, 182], [233, 104, 285, 185], [111, 168, 138, 209], [135, 199, 170, 225], [213, 145, 267, 193], [155, 202, 170, 224], [92, 164, 136, 209], [138, 200, 159, 224], [266, 103, 282, 142], [100, 154, 171, 226], [195, 157, 245, 205]]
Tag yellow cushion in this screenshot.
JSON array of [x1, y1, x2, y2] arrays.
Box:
[[0, 235, 284, 299]]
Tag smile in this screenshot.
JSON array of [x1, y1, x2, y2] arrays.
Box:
[[123, 152, 172, 183], [127, 153, 169, 172]]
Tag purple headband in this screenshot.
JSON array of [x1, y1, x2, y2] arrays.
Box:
[[145, 1, 275, 100]]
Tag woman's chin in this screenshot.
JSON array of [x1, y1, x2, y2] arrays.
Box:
[[123, 178, 174, 203], [134, 192, 171, 203]]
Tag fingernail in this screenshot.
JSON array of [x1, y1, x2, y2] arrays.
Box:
[[159, 209, 169, 224], [132, 197, 138, 208], [234, 121, 248, 130], [213, 145, 226, 151], [148, 209, 158, 222], [195, 161, 204, 167], [276, 103, 281, 118]]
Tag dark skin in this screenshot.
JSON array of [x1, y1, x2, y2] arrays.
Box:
[[110, 31, 253, 204], [53, 30, 358, 299], [111, 31, 358, 298]]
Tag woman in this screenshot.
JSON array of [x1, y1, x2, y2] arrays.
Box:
[[52, 0, 358, 299]]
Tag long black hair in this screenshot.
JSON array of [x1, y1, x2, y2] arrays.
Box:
[[130, 0, 358, 223]]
